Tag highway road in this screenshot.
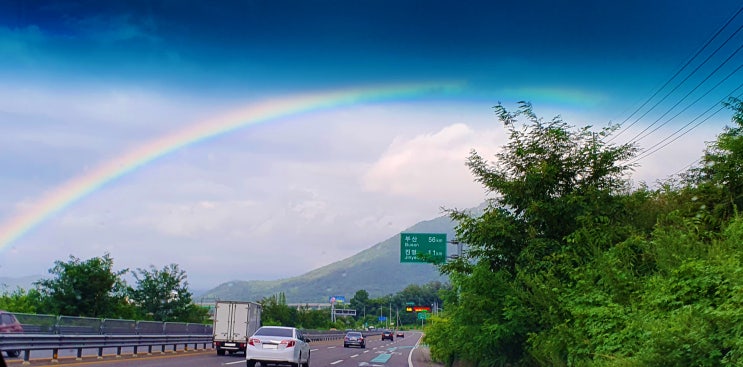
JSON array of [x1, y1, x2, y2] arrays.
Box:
[[4, 331, 434, 367]]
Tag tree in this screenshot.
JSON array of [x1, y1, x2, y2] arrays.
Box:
[[349, 289, 369, 318], [683, 97, 743, 227], [0, 287, 43, 313], [259, 292, 298, 326], [443, 102, 638, 276], [35, 253, 130, 317], [129, 263, 204, 322], [429, 102, 640, 366]]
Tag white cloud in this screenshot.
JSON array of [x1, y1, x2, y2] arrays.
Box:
[[362, 122, 501, 202], [0, 81, 729, 289]]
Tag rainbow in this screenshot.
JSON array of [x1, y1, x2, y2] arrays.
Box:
[[0, 82, 462, 250]]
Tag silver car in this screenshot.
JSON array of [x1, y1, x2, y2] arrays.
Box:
[[246, 326, 311, 367]]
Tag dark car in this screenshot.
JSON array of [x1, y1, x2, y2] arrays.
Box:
[[343, 331, 365, 348], [0, 311, 23, 358], [381, 330, 394, 341]]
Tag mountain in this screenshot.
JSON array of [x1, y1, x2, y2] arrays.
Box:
[[198, 213, 462, 303]]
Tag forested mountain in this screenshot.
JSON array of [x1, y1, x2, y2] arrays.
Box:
[[198, 213, 469, 303]]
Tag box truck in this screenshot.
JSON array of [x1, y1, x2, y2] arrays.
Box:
[[212, 301, 262, 355]]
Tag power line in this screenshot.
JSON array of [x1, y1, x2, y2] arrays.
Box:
[[629, 86, 743, 165], [627, 26, 743, 143], [609, 6, 743, 142], [631, 59, 743, 144]]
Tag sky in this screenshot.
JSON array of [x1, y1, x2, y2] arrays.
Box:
[[0, 0, 741, 291]]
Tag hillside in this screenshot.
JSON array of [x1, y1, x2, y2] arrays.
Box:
[[198, 213, 463, 303]]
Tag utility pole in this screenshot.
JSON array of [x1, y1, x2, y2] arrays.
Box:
[[331, 300, 335, 323]]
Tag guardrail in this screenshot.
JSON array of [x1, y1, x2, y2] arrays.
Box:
[[0, 333, 213, 364], [303, 330, 383, 342], [0, 330, 384, 363], [1, 313, 387, 364], [11, 312, 212, 335]]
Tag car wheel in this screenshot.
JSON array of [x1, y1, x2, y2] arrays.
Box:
[[344, 344, 348, 348], [217, 349, 226, 356], [302, 352, 310, 367], [246, 359, 256, 367]]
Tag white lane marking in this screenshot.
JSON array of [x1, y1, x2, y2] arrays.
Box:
[[330, 360, 343, 365], [223, 361, 245, 365], [351, 354, 359, 358], [311, 349, 319, 352], [408, 333, 423, 367], [328, 346, 336, 349], [363, 350, 370, 353]]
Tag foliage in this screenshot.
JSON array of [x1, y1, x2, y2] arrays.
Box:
[[349, 289, 369, 317], [129, 264, 207, 323], [683, 97, 743, 227], [34, 253, 132, 318], [0, 287, 43, 313], [259, 292, 298, 326], [9, 254, 208, 323], [428, 101, 743, 366]]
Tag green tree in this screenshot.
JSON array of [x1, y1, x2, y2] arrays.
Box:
[[0, 287, 43, 313], [129, 263, 205, 322], [444, 102, 637, 276], [683, 97, 743, 227], [349, 289, 369, 319], [260, 292, 298, 326], [430, 102, 640, 366], [35, 253, 130, 317], [296, 304, 330, 329]]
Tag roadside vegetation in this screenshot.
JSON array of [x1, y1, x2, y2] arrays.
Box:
[[424, 99, 743, 366], [0, 251, 445, 329], [0, 255, 209, 323], [260, 282, 446, 330]]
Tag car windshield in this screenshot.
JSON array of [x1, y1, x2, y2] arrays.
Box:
[[254, 327, 293, 338], [346, 332, 362, 337]]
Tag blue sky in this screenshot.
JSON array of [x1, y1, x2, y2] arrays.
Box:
[[1, 0, 741, 290]]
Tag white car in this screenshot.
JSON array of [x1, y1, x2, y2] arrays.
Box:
[[246, 326, 311, 367]]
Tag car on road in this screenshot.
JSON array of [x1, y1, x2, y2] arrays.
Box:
[[396, 330, 404, 338], [0, 310, 23, 358], [381, 330, 394, 341], [343, 331, 366, 348], [246, 326, 311, 367]]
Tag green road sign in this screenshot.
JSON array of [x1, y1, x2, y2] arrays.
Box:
[[400, 233, 447, 264], [417, 312, 429, 320]]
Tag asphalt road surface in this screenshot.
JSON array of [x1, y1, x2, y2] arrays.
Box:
[[4, 331, 441, 367]]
